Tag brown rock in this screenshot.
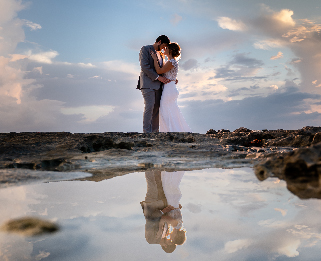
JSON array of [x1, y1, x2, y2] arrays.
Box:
[[1, 217, 59, 236]]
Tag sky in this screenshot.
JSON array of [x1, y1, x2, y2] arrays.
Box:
[[1, 0, 321, 133]]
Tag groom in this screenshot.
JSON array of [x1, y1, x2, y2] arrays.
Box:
[[139, 35, 171, 133]]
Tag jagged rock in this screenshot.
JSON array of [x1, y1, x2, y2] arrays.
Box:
[[115, 142, 134, 150], [233, 127, 251, 133], [254, 142, 321, 199], [80, 135, 115, 152], [312, 132, 321, 144], [206, 129, 217, 134], [218, 129, 230, 133], [135, 141, 153, 147]]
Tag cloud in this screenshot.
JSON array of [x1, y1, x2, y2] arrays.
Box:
[[253, 39, 284, 50], [277, 240, 300, 257], [102, 60, 139, 76], [270, 51, 283, 60], [272, 9, 295, 26], [238, 7, 321, 95], [28, 50, 59, 64], [32, 66, 43, 74], [10, 54, 27, 62], [61, 105, 114, 123], [214, 53, 264, 81], [0, 1, 25, 55], [77, 62, 95, 68], [181, 86, 321, 133], [0, 0, 25, 24], [217, 17, 246, 31], [290, 58, 302, 64], [180, 58, 198, 70], [282, 19, 321, 43], [170, 13, 182, 25], [22, 19, 42, 31]]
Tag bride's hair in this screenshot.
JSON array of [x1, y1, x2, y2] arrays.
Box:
[[168, 43, 181, 59]]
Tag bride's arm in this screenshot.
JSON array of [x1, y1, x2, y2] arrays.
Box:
[[150, 52, 174, 74]]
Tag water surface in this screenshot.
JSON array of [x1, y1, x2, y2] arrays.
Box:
[[0, 168, 320, 260]]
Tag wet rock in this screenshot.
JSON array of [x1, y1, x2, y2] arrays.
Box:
[[135, 141, 153, 147], [80, 135, 114, 152], [254, 142, 321, 199], [40, 158, 65, 170], [1, 217, 59, 236], [6, 162, 37, 170]]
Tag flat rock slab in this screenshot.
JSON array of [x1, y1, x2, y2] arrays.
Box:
[[1, 127, 320, 186]]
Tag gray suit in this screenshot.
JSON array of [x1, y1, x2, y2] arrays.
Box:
[[139, 45, 164, 133], [140, 170, 168, 244]]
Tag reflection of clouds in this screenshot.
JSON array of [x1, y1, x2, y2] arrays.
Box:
[[181, 168, 321, 259], [277, 239, 300, 257], [274, 208, 287, 216], [185, 203, 202, 214], [224, 239, 252, 253], [2, 168, 321, 260], [0, 186, 43, 222]]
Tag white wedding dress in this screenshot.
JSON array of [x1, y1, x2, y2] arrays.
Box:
[[160, 59, 191, 132], [161, 171, 184, 228]]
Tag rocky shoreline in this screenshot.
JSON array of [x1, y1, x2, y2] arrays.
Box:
[[1, 126, 321, 187]]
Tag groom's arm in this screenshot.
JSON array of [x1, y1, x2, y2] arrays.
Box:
[[139, 46, 159, 81]]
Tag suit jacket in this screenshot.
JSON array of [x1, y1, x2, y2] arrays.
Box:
[[139, 45, 164, 90]]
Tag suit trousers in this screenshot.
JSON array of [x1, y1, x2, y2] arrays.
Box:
[[141, 87, 162, 133]]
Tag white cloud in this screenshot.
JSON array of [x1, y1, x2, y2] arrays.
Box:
[[272, 9, 295, 26], [77, 62, 95, 68], [277, 240, 300, 257], [102, 60, 139, 76], [270, 51, 283, 60], [61, 105, 114, 123], [10, 54, 27, 62], [217, 17, 246, 31], [270, 85, 279, 90], [22, 19, 42, 31], [28, 50, 59, 64], [171, 13, 182, 25], [253, 39, 284, 50], [0, 0, 25, 25], [0, 56, 34, 104]]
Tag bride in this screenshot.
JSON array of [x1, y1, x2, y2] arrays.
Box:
[[150, 43, 191, 132]]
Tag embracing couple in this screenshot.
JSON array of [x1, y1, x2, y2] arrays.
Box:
[[139, 35, 191, 133]]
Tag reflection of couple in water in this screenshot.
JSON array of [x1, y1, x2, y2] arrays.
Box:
[[140, 170, 186, 253]]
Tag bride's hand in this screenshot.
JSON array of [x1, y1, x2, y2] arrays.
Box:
[[150, 51, 157, 60]]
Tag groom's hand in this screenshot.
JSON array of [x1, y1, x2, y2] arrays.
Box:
[[158, 76, 171, 84], [161, 205, 175, 214]]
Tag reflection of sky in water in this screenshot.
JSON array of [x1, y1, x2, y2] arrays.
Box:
[[0, 168, 321, 260]]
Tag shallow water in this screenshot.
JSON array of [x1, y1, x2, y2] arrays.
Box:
[[0, 168, 321, 260]]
